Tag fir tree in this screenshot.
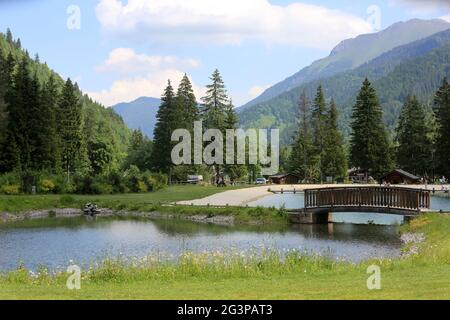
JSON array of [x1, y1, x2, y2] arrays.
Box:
[[395, 96, 432, 176], [322, 100, 347, 180], [5, 28, 13, 44], [350, 78, 393, 179], [152, 81, 177, 176], [433, 77, 450, 178], [289, 92, 318, 181], [38, 74, 60, 170], [201, 69, 229, 131], [57, 78, 84, 176], [176, 74, 199, 129], [201, 70, 231, 183], [311, 85, 327, 181], [2, 57, 32, 171]]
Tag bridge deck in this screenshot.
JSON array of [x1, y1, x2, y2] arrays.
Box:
[[295, 186, 431, 216]]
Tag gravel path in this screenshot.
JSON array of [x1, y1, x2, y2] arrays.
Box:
[[176, 184, 450, 207]]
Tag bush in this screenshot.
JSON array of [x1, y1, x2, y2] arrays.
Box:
[[39, 179, 56, 194], [1, 184, 21, 195], [142, 171, 168, 191], [107, 170, 127, 193], [137, 181, 148, 193], [73, 174, 94, 194], [91, 182, 114, 195]]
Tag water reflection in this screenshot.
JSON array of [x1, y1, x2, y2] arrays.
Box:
[[0, 216, 402, 271]]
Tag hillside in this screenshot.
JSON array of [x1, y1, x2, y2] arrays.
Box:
[[112, 97, 161, 138], [239, 28, 450, 143], [0, 30, 131, 168], [240, 19, 450, 110]]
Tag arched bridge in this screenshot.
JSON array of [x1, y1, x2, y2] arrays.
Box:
[[289, 186, 431, 224]]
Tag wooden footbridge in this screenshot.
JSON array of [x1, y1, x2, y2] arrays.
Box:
[[289, 186, 431, 224]]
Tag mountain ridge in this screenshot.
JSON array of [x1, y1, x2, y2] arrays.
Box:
[[238, 27, 450, 143], [112, 97, 161, 138], [239, 18, 450, 111]]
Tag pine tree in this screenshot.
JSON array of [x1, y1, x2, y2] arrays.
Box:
[[5, 28, 13, 45], [289, 92, 317, 181], [57, 78, 84, 177], [433, 77, 450, 178], [0, 48, 12, 150], [176, 74, 199, 129], [38, 74, 60, 170], [350, 78, 393, 180], [311, 85, 327, 181], [224, 100, 247, 182], [322, 100, 347, 180], [2, 57, 33, 172], [27, 72, 44, 170], [152, 81, 177, 176], [395, 96, 432, 176], [201, 69, 229, 131], [201, 70, 231, 184]]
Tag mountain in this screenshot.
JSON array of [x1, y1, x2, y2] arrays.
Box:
[[112, 97, 161, 138], [240, 19, 450, 110], [238, 27, 450, 144]]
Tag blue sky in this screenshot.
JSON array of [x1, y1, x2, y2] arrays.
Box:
[[0, 0, 449, 106]]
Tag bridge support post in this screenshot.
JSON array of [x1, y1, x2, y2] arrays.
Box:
[[289, 210, 330, 224]]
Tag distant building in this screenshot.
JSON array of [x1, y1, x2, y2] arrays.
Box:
[[348, 168, 368, 183], [268, 173, 300, 185], [380, 169, 420, 184]]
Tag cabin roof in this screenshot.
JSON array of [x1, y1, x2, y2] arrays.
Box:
[[381, 169, 420, 181], [269, 173, 300, 179]]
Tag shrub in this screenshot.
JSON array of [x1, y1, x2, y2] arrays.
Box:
[[1, 184, 21, 195], [39, 179, 56, 194], [73, 174, 94, 194], [107, 170, 127, 193], [125, 165, 143, 193], [142, 171, 168, 191], [137, 181, 148, 193], [91, 182, 114, 195]]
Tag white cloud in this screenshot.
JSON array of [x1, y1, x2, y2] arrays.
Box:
[[96, 0, 373, 50], [390, 0, 450, 11], [248, 84, 271, 99], [441, 13, 450, 22], [96, 48, 200, 75], [87, 47, 204, 106], [87, 69, 205, 106]]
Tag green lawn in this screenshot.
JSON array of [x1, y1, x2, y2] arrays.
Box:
[[0, 185, 247, 213], [0, 214, 448, 300]]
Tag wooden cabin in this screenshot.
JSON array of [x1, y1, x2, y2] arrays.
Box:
[[380, 169, 421, 185], [268, 173, 300, 185]]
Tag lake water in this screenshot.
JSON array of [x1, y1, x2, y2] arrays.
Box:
[[248, 193, 450, 225], [0, 216, 402, 272], [2, 193, 448, 272]]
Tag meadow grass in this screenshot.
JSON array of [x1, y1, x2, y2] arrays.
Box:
[[0, 213, 448, 300], [0, 185, 248, 213]]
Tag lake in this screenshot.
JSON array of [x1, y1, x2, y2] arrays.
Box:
[[0, 216, 402, 272], [1, 193, 448, 272]]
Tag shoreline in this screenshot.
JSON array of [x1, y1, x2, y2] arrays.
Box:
[[176, 184, 450, 207]]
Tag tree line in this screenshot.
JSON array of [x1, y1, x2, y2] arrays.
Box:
[[132, 69, 251, 184], [288, 77, 450, 182]]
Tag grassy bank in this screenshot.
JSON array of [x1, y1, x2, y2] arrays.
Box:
[[0, 213, 448, 300], [0, 184, 287, 225], [0, 185, 248, 213]]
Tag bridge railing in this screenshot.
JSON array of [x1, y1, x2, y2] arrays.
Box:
[[304, 187, 430, 210]]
